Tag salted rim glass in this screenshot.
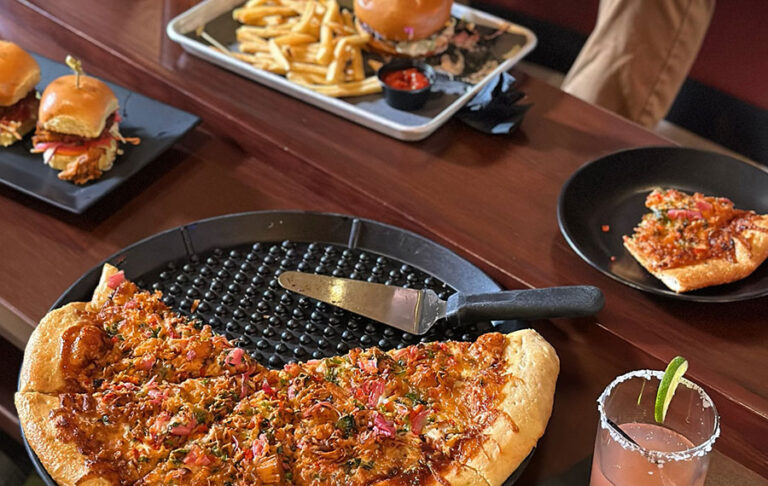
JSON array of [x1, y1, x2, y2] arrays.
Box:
[[596, 369, 721, 464]]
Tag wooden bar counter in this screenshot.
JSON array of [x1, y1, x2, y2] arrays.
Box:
[[0, 0, 766, 484]]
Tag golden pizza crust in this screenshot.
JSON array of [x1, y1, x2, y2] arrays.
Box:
[[18, 302, 88, 393], [15, 392, 112, 486], [465, 329, 559, 486], [20, 264, 118, 393], [625, 215, 768, 292], [422, 329, 559, 486], [88, 263, 120, 311]]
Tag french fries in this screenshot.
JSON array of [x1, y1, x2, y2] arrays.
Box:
[[350, 46, 364, 81], [225, 0, 381, 98], [289, 76, 382, 97], [239, 41, 270, 54], [233, 6, 298, 24], [290, 61, 328, 75], [268, 39, 291, 72]]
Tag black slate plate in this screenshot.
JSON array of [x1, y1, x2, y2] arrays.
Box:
[[558, 147, 768, 302], [0, 53, 200, 213], [22, 211, 533, 485]]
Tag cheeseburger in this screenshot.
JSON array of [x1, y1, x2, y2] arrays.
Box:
[[354, 0, 455, 58], [32, 74, 137, 184], [0, 41, 40, 147]]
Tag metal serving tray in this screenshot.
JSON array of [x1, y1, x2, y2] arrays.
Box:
[[167, 0, 536, 141]]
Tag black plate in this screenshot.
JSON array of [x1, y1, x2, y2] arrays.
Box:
[[0, 54, 199, 213], [22, 211, 532, 485], [558, 147, 768, 302]]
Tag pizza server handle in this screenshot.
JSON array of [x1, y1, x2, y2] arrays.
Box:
[[444, 286, 605, 325]]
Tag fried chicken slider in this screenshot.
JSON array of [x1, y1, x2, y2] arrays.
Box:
[[0, 41, 41, 147], [354, 0, 455, 58], [32, 74, 137, 184]]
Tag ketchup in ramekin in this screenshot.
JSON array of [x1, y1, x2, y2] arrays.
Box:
[[377, 61, 435, 111], [382, 68, 431, 91]]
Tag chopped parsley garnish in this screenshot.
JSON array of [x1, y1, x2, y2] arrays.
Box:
[[404, 392, 426, 405], [170, 449, 188, 464], [335, 415, 357, 438], [324, 366, 338, 384], [194, 408, 208, 425], [211, 446, 228, 459], [345, 457, 362, 473], [105, 321, 120, 337]]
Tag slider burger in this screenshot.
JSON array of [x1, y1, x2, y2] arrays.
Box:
[[354, 0, 455, 58], [31, 73, 138, 184], [0, 41, 40, 147]]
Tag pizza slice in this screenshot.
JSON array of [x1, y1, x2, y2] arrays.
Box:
[[136, 382, 295, 485], [624, 188, 768, 292], [282, 330, 558, 486], [137, 330, 558, 486], [16, 373, 269, 485], [19, 264, 260, 394]]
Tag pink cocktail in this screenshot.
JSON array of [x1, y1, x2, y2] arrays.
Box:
[[590, 370, 720, 486]]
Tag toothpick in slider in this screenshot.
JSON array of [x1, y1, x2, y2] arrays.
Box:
[[65, 55, 84, 88]]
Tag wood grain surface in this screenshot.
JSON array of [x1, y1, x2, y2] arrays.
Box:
[[0, 0, 766, 482]]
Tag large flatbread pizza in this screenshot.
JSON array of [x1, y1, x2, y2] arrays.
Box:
[[624, 188, 768, 293], [16, 264, 559, 485]]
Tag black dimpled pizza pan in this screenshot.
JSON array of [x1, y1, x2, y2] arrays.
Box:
[[24, 210, 532, 485]]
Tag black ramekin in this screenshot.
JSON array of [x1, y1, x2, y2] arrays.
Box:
[[377, 60, 435, 111]]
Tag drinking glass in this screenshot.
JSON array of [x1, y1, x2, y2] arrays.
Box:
[[589, 370, 720, 486]]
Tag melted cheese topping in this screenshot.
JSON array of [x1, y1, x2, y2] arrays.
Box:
[[60, 281, 259, 393], [53, 277, 515, 485]]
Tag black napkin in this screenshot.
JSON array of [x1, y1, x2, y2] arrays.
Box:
[[457, 72, 531, 134]]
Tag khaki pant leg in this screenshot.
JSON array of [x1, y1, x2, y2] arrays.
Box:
[[561, 0, 715, 128]]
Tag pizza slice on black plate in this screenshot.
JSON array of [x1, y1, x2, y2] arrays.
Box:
[[624, 188, 768, 292]]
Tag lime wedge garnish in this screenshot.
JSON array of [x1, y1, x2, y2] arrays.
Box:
[[655, 356, 688, 423]]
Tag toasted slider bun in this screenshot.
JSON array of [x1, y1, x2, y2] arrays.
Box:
[[45, 138, 117, 172], [0, 117, 36, 147], [0, 41, 40, 107], [38, 75, 118, 139], [354, 0, 453, 42]]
